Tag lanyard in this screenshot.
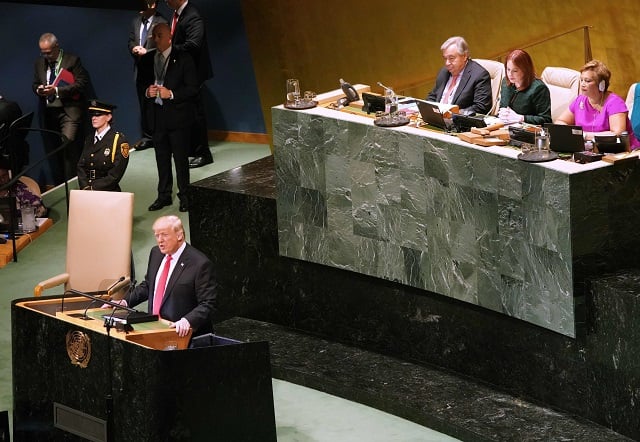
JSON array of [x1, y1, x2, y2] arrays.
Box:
[[50, 49, 63, 77]]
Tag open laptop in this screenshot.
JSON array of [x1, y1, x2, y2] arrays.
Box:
[[594, 135, 627, 154], [415, 99, 452, 130], [544, 123, 585, 153]]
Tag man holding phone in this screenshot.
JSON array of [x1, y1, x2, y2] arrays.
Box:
[[32, 33, 89, 185]]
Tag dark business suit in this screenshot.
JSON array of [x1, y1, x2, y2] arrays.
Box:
[[172, 3, 213, 84], [0, 97, 27, 173], [32, 52, 89, 184], [427, 59, 492, 115], [128, 12, 167, 140], [128, 12, 168, 64], [172, 2, 214, 160], [137, 48, 198, 203], [126, 243, 217, 335]]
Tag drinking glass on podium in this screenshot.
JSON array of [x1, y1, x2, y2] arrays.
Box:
[[286, 79, 301, 105]]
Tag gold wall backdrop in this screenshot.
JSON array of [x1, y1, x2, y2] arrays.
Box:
[[241, 0, 640, 138]]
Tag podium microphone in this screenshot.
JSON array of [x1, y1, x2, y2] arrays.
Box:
[[107, 276, 125, 289], [80, 277, 127, 319], [66, 288, 138, 313]]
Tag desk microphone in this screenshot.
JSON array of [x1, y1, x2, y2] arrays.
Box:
[[377, 81, 394, 94], [339, 78, 359, 103]]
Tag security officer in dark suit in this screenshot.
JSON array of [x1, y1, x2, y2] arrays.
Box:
[[77, 100, 130, 191]]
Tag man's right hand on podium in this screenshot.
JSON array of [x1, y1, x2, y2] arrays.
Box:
[[101, 299, 128, 309]]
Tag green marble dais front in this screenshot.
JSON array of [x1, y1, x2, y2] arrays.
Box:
[[273, 107, 575, 336]]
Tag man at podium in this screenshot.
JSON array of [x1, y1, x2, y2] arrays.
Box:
[[114, 215, 216, 337]]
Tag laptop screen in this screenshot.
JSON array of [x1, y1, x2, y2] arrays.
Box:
[[544, 123, 585, 153], [594, 135, 626, 153], [415, 99, 450, 130]]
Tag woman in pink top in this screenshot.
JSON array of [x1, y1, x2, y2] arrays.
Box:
[[556, 59, 640, 149]]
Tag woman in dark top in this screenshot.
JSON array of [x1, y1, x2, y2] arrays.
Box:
[[498, 49, 552, 125]]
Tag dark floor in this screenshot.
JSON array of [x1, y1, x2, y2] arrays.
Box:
[[216, 317, 634, 442]]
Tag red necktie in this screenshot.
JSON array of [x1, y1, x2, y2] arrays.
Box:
[[153, 254, 172, 316], [171, 12, 178, 35]]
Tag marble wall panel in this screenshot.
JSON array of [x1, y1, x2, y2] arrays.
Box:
[[273, 107, 640, 338]]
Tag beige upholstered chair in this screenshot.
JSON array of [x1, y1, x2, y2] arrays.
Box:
[[475, 58, 505, 115], [626, 83, 637, 119], [541, 67, 580, 121], [18, 176, 40, 198], [34, 189, 134, 297]]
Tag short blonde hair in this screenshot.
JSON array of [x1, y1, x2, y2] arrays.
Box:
[[580, 59, 611, 92], [153, 215, 185, 240]]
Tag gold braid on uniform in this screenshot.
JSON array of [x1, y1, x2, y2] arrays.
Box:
[[111, 133, 120, 163]]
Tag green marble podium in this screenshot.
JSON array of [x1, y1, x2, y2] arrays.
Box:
[[273, 104, 640, 337], [12, 296, 277, 441]]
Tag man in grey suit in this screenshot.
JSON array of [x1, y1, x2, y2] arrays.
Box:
[[426, 36, 492, 115], [32, 32, 89, 185], [128, 0, 167, 150], [120, 215, 217, 337]]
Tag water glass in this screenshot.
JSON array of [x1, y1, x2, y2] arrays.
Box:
[[20, 206, 36, 232], [535, 129, 550, 153], [286, 79, 301, 105]]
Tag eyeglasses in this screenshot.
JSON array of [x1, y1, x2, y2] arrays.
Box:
[[40, 45, 58, 57]]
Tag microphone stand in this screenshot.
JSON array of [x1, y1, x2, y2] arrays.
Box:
[[64, 285, 135, 442], [104, 279, 135, 442]]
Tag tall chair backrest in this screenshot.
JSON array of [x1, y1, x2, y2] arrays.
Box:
[[34, 190, 134, 296], [541, 67, 580, 122], [474, 59, 505, 116]]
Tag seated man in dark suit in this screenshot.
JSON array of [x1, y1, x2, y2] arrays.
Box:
[[112, 215, 217, 337], [0, 94, 28, 173], [426, 36, 492, 115]]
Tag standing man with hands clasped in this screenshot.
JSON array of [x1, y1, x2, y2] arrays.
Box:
[[107, 215, 217, 338], [137, 22, 199, 212]]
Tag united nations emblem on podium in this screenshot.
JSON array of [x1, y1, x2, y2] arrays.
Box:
[[65, 331, 91, 368]]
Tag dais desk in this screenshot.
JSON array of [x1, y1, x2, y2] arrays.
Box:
[[273, 102, 640, 337]]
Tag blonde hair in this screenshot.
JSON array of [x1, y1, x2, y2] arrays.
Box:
[[153, 215, 185, 241], [580, 59, 611, 92]]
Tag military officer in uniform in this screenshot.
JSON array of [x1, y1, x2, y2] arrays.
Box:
[[77, 100, 130, 191]]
